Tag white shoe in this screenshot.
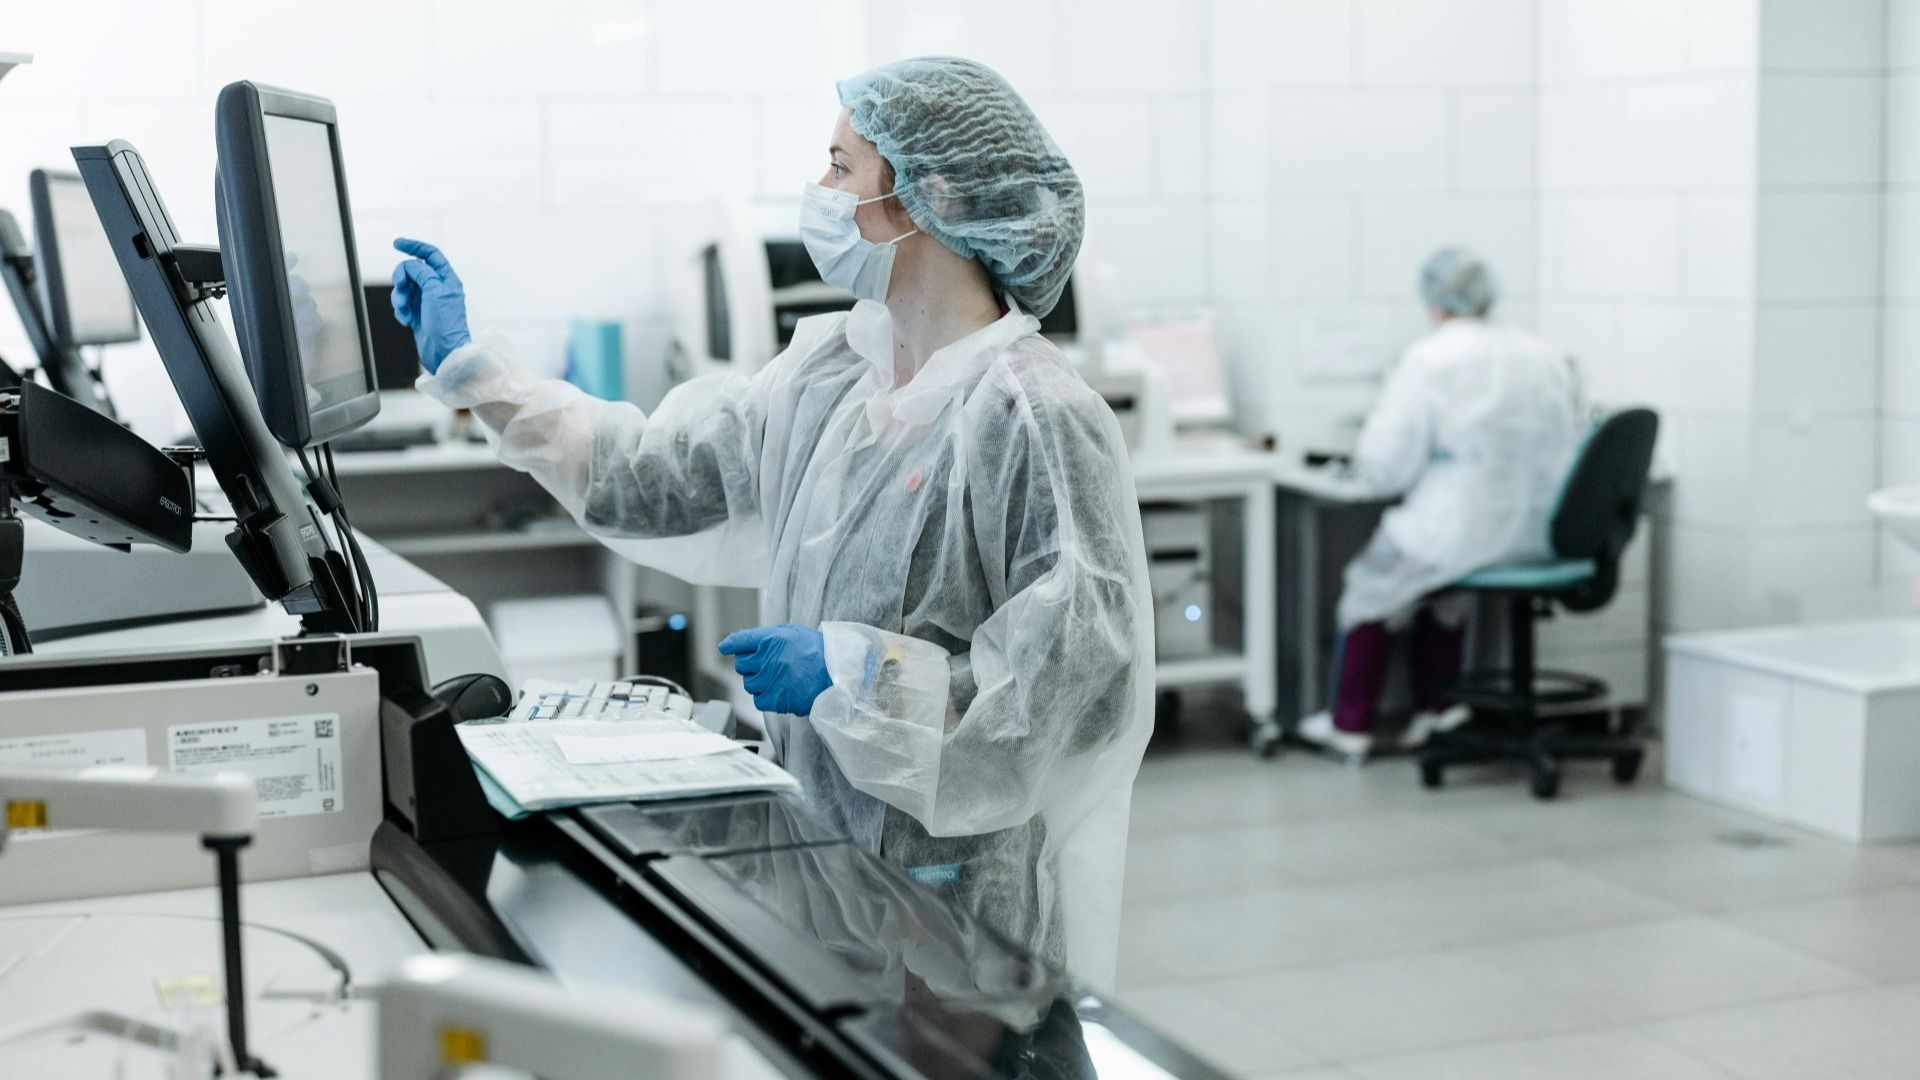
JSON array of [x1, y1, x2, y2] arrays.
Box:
[[1401, 704, 1473, 750], [1297, 711, 1372, 762]]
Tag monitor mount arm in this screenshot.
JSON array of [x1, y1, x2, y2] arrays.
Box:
[[167, 242, 229, 304], [0, 379, 196, 653]]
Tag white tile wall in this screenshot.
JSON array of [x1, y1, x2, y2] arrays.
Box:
[[1756, 76, 1884, 187], [1541, 194, 1684, 298], [1538, 86, 1621, 190], [427, 0, 660, 98], [5, 1, 201, 104], [1268, 92, 1452, 194], [1245, 0, 1358, 88], [1680, 192, 1755, 301], [1205, 0, 1552, 442], [1880, 416, 1920, 488], [1537, 301, 1624, 397], [1888, 74, 1920, 185], [1885, 305, 1920, 417], [548, 101, 758, 207], [5, 0, 1906, 639], [1452, 93, 1538, 192], [201, 2, 438, 98], [1753, 305, 1881, 418], [1746, 530, 1879, 620], [1540, 0, 1692, 84], [1884, 192, 1920, 301], [0, 0, 881, 447], [1668, 524, 1753, 631], [1355, 197, 1536, 300], [1619, 304, 1754, 415], [1757, 0, 1886, 71], [1749, 418, 1878, 529], [1056, 0, 1205, 94], [1755, 191, 1883, 301], [1684, 0, 1762, 73], [1882, 6, 1920, 590], [1267, 198, 1358, 300], [1668, 417, 1755, 529], [1093, 202, 1209, 306], [1894, 0, 1920, 71], [1357, 0, 1537, 86], [1618, 78, 1756, 189]]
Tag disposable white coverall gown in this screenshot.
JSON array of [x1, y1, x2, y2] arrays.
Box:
[[419, 299, 1155, 989], [1339, 318, 1586, 628]]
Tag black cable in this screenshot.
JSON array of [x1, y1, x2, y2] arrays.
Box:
[[0, 592, 32, 655], [323, 445, 377, 631], [297, 446, 367, 632]]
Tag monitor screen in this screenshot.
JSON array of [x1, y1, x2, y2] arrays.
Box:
[[35, 171, 139, 346], [702, 244, 731, 363], [262, 114, 370, 415], [1037, 275, 1077, 342], [363, 283, 422, 390]]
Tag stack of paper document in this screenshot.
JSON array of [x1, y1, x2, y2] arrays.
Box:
[[457, 707, 797, 818]]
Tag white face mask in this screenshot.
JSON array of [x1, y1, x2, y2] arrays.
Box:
[[799, 182, 919, 303]]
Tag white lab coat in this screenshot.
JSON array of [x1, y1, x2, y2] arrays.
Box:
[[417, 301, 1154, 990], [1338, 318, 1586, 628]]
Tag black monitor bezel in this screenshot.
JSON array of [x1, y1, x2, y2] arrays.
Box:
[[27, 168, 141, 349], [73, 137, 355, 631], [215, 81, 379, 449]]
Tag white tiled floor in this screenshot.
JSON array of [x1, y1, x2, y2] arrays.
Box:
[[1118, 723, 1920, 1079]]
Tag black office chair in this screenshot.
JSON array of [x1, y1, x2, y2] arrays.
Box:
[[1419, 408, 1659, 800]]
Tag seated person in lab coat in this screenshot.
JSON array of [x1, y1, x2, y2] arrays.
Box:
[[1297, 247, 1586, 760]]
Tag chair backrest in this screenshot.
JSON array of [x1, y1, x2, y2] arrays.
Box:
[[1549, 407, 1659, 611]]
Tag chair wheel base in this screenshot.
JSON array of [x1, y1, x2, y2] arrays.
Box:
[[1249, 715, 1284, 758], [1529, 763, 1562, 800], [1611, 748, 1644, 785]]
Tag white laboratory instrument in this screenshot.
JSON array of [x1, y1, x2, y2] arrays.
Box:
[[0, 766, 267, 1075], [376, 953, 725, 1079], [0, 766, 255, 844], [0, 638, 385, 905], [1122, 315, 1233, 428], [1142, 505, 1214, 661]]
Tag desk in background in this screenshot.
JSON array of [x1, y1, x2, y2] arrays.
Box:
[[1270, 462, 1669, 733], [1132, 436, 1284, 751], [329, 442, 678, 680]]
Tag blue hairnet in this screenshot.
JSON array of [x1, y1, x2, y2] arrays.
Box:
[[1418, 246, 1501, 317], [838, 57, 1084, 317]]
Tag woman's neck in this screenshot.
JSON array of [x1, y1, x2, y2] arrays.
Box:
[[884, 242, 1002, 385]]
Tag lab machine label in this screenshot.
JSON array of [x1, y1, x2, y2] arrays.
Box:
[[0, 727, 147, 770], [0, 728, 148, 841], [167, 714, 342, 819]]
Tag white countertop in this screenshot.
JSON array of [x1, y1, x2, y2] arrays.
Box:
[[1666, 617, 1920, 694], [0, 873, 421, 1078]]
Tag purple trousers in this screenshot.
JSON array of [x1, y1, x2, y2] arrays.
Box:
[[1332, 607, 1466, 734]]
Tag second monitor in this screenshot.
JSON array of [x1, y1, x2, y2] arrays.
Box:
[[216, 81, 380, 449]]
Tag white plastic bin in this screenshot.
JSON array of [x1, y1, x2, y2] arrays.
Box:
[[489, 595, 622, 687], [1664, 618, 1920, 842]]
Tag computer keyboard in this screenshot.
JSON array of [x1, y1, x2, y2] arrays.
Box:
[[330, 424, 440, 453], [512, 678, 695, 722]]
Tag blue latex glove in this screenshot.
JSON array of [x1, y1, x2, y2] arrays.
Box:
[[718, 625, 833, 716], [390, 237, 471, 373]]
